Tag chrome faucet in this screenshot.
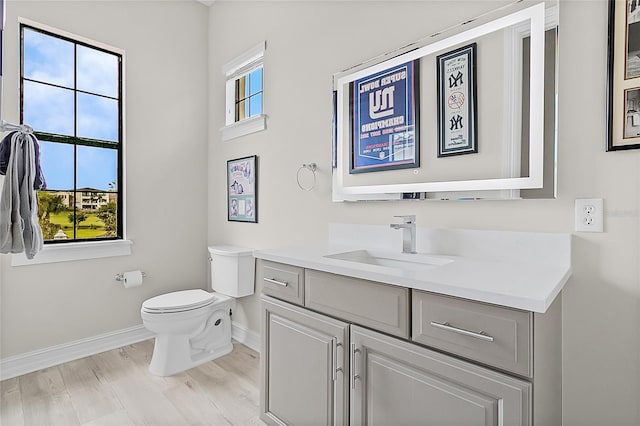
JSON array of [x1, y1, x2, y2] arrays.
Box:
[[390, 215, 416, 254]]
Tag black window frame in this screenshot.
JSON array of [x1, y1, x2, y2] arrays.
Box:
[[20, 23, 124, 244]]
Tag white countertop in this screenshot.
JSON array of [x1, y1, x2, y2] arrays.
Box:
[[253, 226, 572, 313]]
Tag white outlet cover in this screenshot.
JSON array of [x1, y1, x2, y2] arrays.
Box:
[[575, 198, 604, 233]]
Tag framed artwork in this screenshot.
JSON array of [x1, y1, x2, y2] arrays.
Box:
[[349, 60, 419, 173], [436, 43, 478, 157], [227, 155, 257, 223], [607, 0, 640, 150]]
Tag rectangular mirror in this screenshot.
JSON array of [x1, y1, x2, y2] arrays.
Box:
[[332, 1, 558, 201]]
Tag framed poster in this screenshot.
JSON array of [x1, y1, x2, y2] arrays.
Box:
[[349, 60, 419, 173], [607, 0, 640, 150], [227, 155, 257, 223], [436, 43, 478, 157]]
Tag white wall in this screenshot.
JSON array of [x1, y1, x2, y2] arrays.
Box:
[[0, 1, 210, 357], [208, 1, 639, 425]]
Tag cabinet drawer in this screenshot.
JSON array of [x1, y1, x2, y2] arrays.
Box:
[[305, 269, 409, 339], [258, 260, 305, 305], [412, 290, 532, 377]]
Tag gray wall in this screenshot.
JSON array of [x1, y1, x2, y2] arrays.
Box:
[[208, 1, 639, 425], [0, 1, 209, 356]]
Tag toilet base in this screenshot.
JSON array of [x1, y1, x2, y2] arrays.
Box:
[[148, 334, 233, 377]]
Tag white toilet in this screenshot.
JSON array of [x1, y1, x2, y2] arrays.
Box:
[[141, 246, 254, 376]]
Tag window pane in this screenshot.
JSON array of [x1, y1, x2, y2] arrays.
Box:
[[236, 99, 247, 121], [77, 93, 119, 141], [74, 189, 117, 239], [24, 81, 74, 135], [23, 28, 74, 88], [97, 195, 118, 238], [37, 190, 74, 241], [249, 67, 262, 96], [249, 93, 262, 117], [236, 75, 247, 101], [76, 145, 117, 191], [72, 191, 114, 240], [77, 45, 119, 98], [38, 141, 74, 191]]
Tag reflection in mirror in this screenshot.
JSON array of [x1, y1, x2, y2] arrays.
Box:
[[332, 0, 558, 201]]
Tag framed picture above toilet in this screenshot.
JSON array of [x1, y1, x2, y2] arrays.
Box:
[[227, 155, 258, 223]]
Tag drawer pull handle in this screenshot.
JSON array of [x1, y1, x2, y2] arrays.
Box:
[[430, 321, 495, 342], [264, 277, 288, 287]]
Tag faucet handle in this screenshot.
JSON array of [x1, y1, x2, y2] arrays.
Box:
[[393, 215, 416, 224]]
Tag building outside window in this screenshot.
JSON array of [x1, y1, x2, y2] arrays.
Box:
[[20, 23, 123, 242]]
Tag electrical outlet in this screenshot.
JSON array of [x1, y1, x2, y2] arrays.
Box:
[[575, 198, 604, 232]]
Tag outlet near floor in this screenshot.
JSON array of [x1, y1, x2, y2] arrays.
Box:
[[575, 198, 604, 233]]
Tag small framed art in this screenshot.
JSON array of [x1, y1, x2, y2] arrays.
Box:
[[437, 43, 478, 157], [227, 155, 257, 223]]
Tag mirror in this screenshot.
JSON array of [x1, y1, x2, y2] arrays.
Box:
[[332, 1, 558, 201]]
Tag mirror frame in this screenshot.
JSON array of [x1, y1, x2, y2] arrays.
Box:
[[333, 3, 546, 201]]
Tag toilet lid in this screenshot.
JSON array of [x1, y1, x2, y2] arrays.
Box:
[[142, 289, 216, 313]]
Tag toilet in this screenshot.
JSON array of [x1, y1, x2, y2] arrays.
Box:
[[141, 245, 254, 376]]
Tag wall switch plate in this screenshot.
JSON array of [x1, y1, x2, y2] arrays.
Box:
[[575, 198, 604, 233]]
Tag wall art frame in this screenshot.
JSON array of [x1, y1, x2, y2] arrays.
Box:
[[349, 60, 420, 174], [437, 43, 478, 157], [227, 155, 257, 223], [607, 0, 640, 151]]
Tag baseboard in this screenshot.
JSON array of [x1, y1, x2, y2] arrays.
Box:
[[0, 325, 154, 381], [231, 321, 260, 353], [0, 322, 259, 381]]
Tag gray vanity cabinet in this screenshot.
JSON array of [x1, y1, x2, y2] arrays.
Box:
[[261, 295, 349, 426], [258, 259, 561, 426], [350, 325, 531, 426]]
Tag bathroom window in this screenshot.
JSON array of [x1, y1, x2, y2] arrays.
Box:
[[221, 41, 266, 141], [20, 23, 123, 244]]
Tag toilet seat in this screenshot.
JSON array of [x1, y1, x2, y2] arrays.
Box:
[[142, 289, 217, 314]]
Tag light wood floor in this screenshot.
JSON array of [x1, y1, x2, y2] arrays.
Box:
[[0, 340, 266, 426]]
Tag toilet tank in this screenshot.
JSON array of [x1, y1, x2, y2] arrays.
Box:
[[208, 246, 255, 297]]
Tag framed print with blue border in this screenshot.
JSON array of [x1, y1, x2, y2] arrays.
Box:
[[349, 60, 419, 174], [227, 155, 257, 223], [437, 43, 478, 157]]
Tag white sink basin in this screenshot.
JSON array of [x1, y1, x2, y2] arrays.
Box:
[[324, 249, 453, 272]]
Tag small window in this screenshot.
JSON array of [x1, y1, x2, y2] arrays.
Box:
[[222, 41, 266, 141], [21, 23, 123, 243]]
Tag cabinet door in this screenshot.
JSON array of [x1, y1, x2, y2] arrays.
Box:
[[350, 326, 531, 426], [261, 295, 349, 426]]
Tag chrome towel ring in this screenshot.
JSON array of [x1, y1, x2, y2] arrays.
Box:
[[296, 163, 317, 191]]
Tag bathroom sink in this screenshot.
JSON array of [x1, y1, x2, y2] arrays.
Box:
[[324, 249, 453, 272]]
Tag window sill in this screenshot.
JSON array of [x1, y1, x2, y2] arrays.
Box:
[[11, 239, 133, 266], [221, 114, 267, 141]]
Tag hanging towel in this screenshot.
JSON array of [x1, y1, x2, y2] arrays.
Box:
[[0, 131, 46, 190], [0, 131, 44, 259]]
